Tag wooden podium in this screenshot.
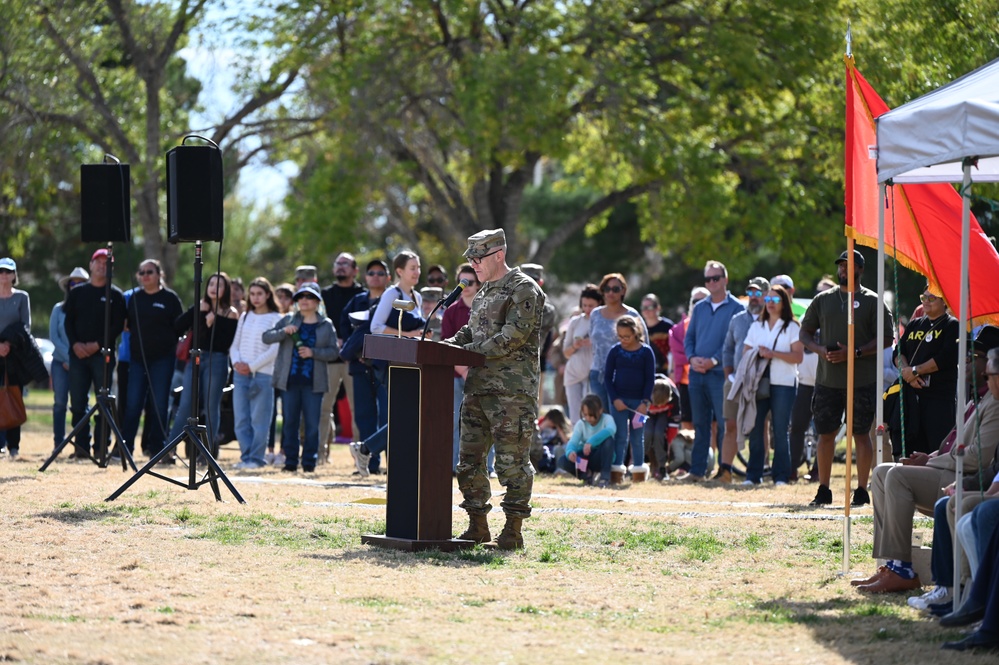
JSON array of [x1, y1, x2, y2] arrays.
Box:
[[359, 335, 484, 551]]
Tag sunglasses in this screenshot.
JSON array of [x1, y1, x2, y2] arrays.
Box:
[[919, 294, 940, 304], [746, 290, 762, 297], [602, 285, 623, 294], [705, 274, 724, 283], [469, 250, 500, 265], [427, 277, 446, 285], [763, 296, 781, 304], [641, 305, 657, 311], [366, 270, 387, 277], [989, 372, 999, 378], [138, 270, 156, 276], [0, 269, 13, 274]]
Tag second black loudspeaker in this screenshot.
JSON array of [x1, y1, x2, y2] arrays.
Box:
[[166, 144, 224, 243], [81, 163, 131, 242]]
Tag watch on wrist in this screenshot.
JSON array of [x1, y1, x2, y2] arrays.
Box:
[[912, 367, 920, 378], [855, 347, 863, 359]]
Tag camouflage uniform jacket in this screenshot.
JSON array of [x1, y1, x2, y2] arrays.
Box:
[[446, 267, 545, 398]]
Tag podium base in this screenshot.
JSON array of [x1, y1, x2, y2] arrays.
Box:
[[361, 534, 476, 552]]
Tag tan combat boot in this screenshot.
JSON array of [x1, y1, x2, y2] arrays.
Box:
[[457, 513, 491, 543], [484, 516, 524, 550]]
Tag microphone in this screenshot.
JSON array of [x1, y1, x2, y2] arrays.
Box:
[[440, 278, 473, 309], [421, 278, 473, 341]]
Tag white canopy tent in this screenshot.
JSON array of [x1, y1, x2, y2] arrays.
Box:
[[875, 56, 999, 597]]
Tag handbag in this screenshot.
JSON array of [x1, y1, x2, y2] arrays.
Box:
[[755, 328, 785, 401], [0, 366, 26, 430], [176, 331, 193, 361]]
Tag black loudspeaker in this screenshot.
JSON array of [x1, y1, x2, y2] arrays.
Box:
[[166, 144, 224, 243], [81, 163, 131, 242]]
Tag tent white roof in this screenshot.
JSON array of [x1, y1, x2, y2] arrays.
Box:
[[876, 57, 999, 183]]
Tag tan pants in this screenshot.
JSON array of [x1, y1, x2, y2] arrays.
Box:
[[871, 462, 952, 561], [319, 362, 355, 460]]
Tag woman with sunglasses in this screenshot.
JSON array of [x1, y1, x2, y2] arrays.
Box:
[[640, 293, 674, 375], [741, 285, 803, 486], [121, 260, 184, 461], [588, 273, 647, 415], [0, 257, 30, 459], [263, 282, 338, 473], [895, 285, 959, 455]]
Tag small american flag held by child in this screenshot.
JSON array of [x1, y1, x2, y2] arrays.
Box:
[[575, 456, 588, 473]]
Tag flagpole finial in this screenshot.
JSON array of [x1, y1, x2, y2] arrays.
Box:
[[845, 21, 852, 58]]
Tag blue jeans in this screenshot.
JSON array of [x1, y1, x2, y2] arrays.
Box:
[[747, 384, 795, 484], [588, 370, 611, 414], [232, 371, 275, 466], [930, 497, 953, 585], [353, 367, 388, 463], [609, 396, 645, 468], [281, 385, 323, 469], [168, 351, 230, 446], [69, 352, 114, 456], [122, 355, 174, 456], [51, 360, 71, 447], [973, 500, 999, 571], [557, 440, 614, 478], [688, 369, 726, 477]]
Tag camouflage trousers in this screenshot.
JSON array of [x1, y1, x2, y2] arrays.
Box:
[[457, 394, 537, 518]]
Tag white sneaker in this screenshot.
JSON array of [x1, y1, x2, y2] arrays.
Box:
[[272, 452, 286, 466], [907, 585, 951, 610], [349, 442, 370, 478], [264, 451, 275, 465], [740, 479, 759, 487], [775, 480, 788, 487]]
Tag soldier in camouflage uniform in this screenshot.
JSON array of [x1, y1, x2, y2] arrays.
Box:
[[445, 229, 545, 550]]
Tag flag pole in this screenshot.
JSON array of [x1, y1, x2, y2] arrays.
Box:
[[842, 22, 855, 574]]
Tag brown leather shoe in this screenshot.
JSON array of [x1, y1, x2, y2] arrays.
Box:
[[857, 569, 921, 594], [850, 566, 888, 587]]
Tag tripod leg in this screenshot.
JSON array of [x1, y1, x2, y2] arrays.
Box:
[[188, 426, 245, 503], [39, 403, 101, 472], [105, 429, 188, 501]]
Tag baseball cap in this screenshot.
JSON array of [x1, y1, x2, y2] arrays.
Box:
[[771, 274, 794, 290], [835, 249, 865, 268], [293, 282, 321, 301], [747, 276, 770, 292], [91, 248, 109, 261]]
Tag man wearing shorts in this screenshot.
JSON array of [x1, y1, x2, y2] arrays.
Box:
[[800, 249, 894, 506]]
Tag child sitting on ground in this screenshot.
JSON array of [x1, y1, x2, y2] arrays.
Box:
[[535, 407, 572, 473], [643, 374, 682, 480], [557, 394, 616, 486]]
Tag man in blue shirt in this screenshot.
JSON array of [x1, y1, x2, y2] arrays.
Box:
[[682, 260, 743, 481]]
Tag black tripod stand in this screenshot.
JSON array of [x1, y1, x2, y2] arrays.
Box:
[[107, 241, 244, 503], [41, 242, 136, 473]]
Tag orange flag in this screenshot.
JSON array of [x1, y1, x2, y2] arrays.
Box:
[[845, 56, 999, 325]]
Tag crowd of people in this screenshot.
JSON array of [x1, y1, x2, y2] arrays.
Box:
[[3, 241, 999, 648]]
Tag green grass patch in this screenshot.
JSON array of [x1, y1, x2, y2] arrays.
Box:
[[597, 522, 725, 562], [185, 512, 383, 550]]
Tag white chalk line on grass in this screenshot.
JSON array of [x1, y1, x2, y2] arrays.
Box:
[[225, 476, 885, 522]]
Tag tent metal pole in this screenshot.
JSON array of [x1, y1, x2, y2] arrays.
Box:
[[843, 238, 856, 574], [952, 160, 973, 602], [876, 183, 887, 466]]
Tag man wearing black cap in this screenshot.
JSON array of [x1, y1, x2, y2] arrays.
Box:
[[64, 249, 127, 459], [800, 249, 894, 506]]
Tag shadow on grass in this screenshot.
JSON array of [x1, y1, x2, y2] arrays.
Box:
[[742, 595, 970, 660], [306, 544, 511, 568], [35, 502, 147, 524]]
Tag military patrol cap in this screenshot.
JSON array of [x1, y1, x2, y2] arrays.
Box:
[[747, 276, 770, 292], [420, 286, 443, 301], [520, 263, 544, 282], [463, 228, 506, 259], [295, 265, 318, 281]]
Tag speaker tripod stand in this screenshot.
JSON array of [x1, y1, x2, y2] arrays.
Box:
[[107, 241, 244, 503], [41, 242, 136, 473]]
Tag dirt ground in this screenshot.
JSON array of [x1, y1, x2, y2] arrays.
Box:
[[0, 431, 988, 665]]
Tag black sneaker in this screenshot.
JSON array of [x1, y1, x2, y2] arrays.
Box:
[[851, 486, 870, 506], [809, 484, 833, 506], [302, 466, 315, 473], [282, 464, 297, 473]]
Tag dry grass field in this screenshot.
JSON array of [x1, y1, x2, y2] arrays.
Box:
[[0, 419, 989, 665]]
